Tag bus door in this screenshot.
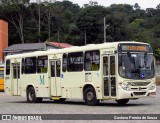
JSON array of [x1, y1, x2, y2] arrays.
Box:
[[50, 60, 61, 96], [103, 55, 116, 98], [12, 63, 20, 95]]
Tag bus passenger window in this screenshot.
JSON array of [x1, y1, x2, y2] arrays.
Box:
[[37, 56, 48, 73], [22, 58, 25, 74], [85, 52, 91, 71], [91, 62, 99, 71], [6, 60, 10, 75], [13, 64, 20, 79], [67, 52, 83, 72], [56, 60, 61, 77], [62, 54, 67, 72], [25, 57, 36, 74], [103, 57, 108, 76], [51, 61, 55, 77], [110, 56, 115, 75], [85, 50, 100, 71]]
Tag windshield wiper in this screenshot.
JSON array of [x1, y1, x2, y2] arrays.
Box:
[[127, 52, 136, 69]]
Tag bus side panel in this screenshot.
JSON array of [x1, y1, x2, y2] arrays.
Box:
[[4, 75, 12, 95], [0, 78, 4, 91], [61, 72, 85, 99], [90, 71, 103, 99], [61, 71, 102, 99], [20, 74, 50, 97], [61, 88, 72, 98]]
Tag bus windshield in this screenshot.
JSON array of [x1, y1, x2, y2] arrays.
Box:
[[118, 53, 154, 79]]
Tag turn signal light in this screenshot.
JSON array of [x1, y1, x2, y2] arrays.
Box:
[[150, 92, 156, 95]]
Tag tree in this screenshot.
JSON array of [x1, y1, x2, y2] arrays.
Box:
[[152, 24, 160, 38], [105, 12, 130, 41], [156, 4, 160, 10], [110, 4, 133, 14], [0, 0, 160, 56], [134, 3, 141, 10], [0, 0, 30, 43], [76, 5, 107, 44], [40, 1, 56, 41], [155, 48, 160, 60], [27, 3, 40, 42]]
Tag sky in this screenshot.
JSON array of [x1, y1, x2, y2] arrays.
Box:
[[59, 0, 160, 9]]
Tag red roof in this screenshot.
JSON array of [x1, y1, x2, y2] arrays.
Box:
[[47, 42, 73, 48]]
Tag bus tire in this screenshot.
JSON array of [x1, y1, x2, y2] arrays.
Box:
[[116, 99, 129, 105], [27, 87, 42, 103], [84, 87, 99, 106]]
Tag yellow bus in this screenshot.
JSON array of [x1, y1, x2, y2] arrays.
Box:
[[0, 65, 4, 91], [4, 42, 156, 105]]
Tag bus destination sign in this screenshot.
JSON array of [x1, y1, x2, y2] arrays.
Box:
[[118, 43, 152, 52], [122, 45, 147, 51]]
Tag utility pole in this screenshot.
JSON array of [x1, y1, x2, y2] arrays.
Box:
[[38, 0, 41, 43], [85, 30, 86, 45], [48, 0, 56, 41], [48, 2, 51, 42], [58, 29, 60, 48], [104, 17, 106, 43], [104, 17, 109, 43]]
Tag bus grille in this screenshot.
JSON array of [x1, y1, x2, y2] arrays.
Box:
[[128, 82, 150, 86], [133, 92, 146, 96], [131, 87, 147, 90]]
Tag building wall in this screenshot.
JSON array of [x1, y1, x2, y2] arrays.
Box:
[[0, 20, 8, 62]]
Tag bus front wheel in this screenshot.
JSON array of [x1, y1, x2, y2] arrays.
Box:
[[116, 99, 129, 105], [27, 87, 42, 103], [84, 87, 99, 106]]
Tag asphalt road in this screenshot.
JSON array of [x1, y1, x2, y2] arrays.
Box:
[[0, 86, 160, 123]]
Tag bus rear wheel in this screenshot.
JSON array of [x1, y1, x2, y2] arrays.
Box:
[[116, 99, 129, 105], [27, 87, 42, 103], [84, 87, 99, 106]]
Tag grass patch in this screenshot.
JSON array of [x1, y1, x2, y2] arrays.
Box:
[[156, 76, 160, 85]]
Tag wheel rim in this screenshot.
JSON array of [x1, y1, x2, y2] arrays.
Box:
[[87, 92, 94, 101], [28, 91, 34, 101]]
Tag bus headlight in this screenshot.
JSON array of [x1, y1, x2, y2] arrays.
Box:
[[119, 82, 130, 91], [148, 83, 156, 90]]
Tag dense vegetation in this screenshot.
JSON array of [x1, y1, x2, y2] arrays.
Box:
[[0, 0, 160, 59]]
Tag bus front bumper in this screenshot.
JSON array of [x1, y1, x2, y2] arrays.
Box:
[[117, 88, 156, 100]]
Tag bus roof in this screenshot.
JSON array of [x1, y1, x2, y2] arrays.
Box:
[[5, 41, 149, 59]]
